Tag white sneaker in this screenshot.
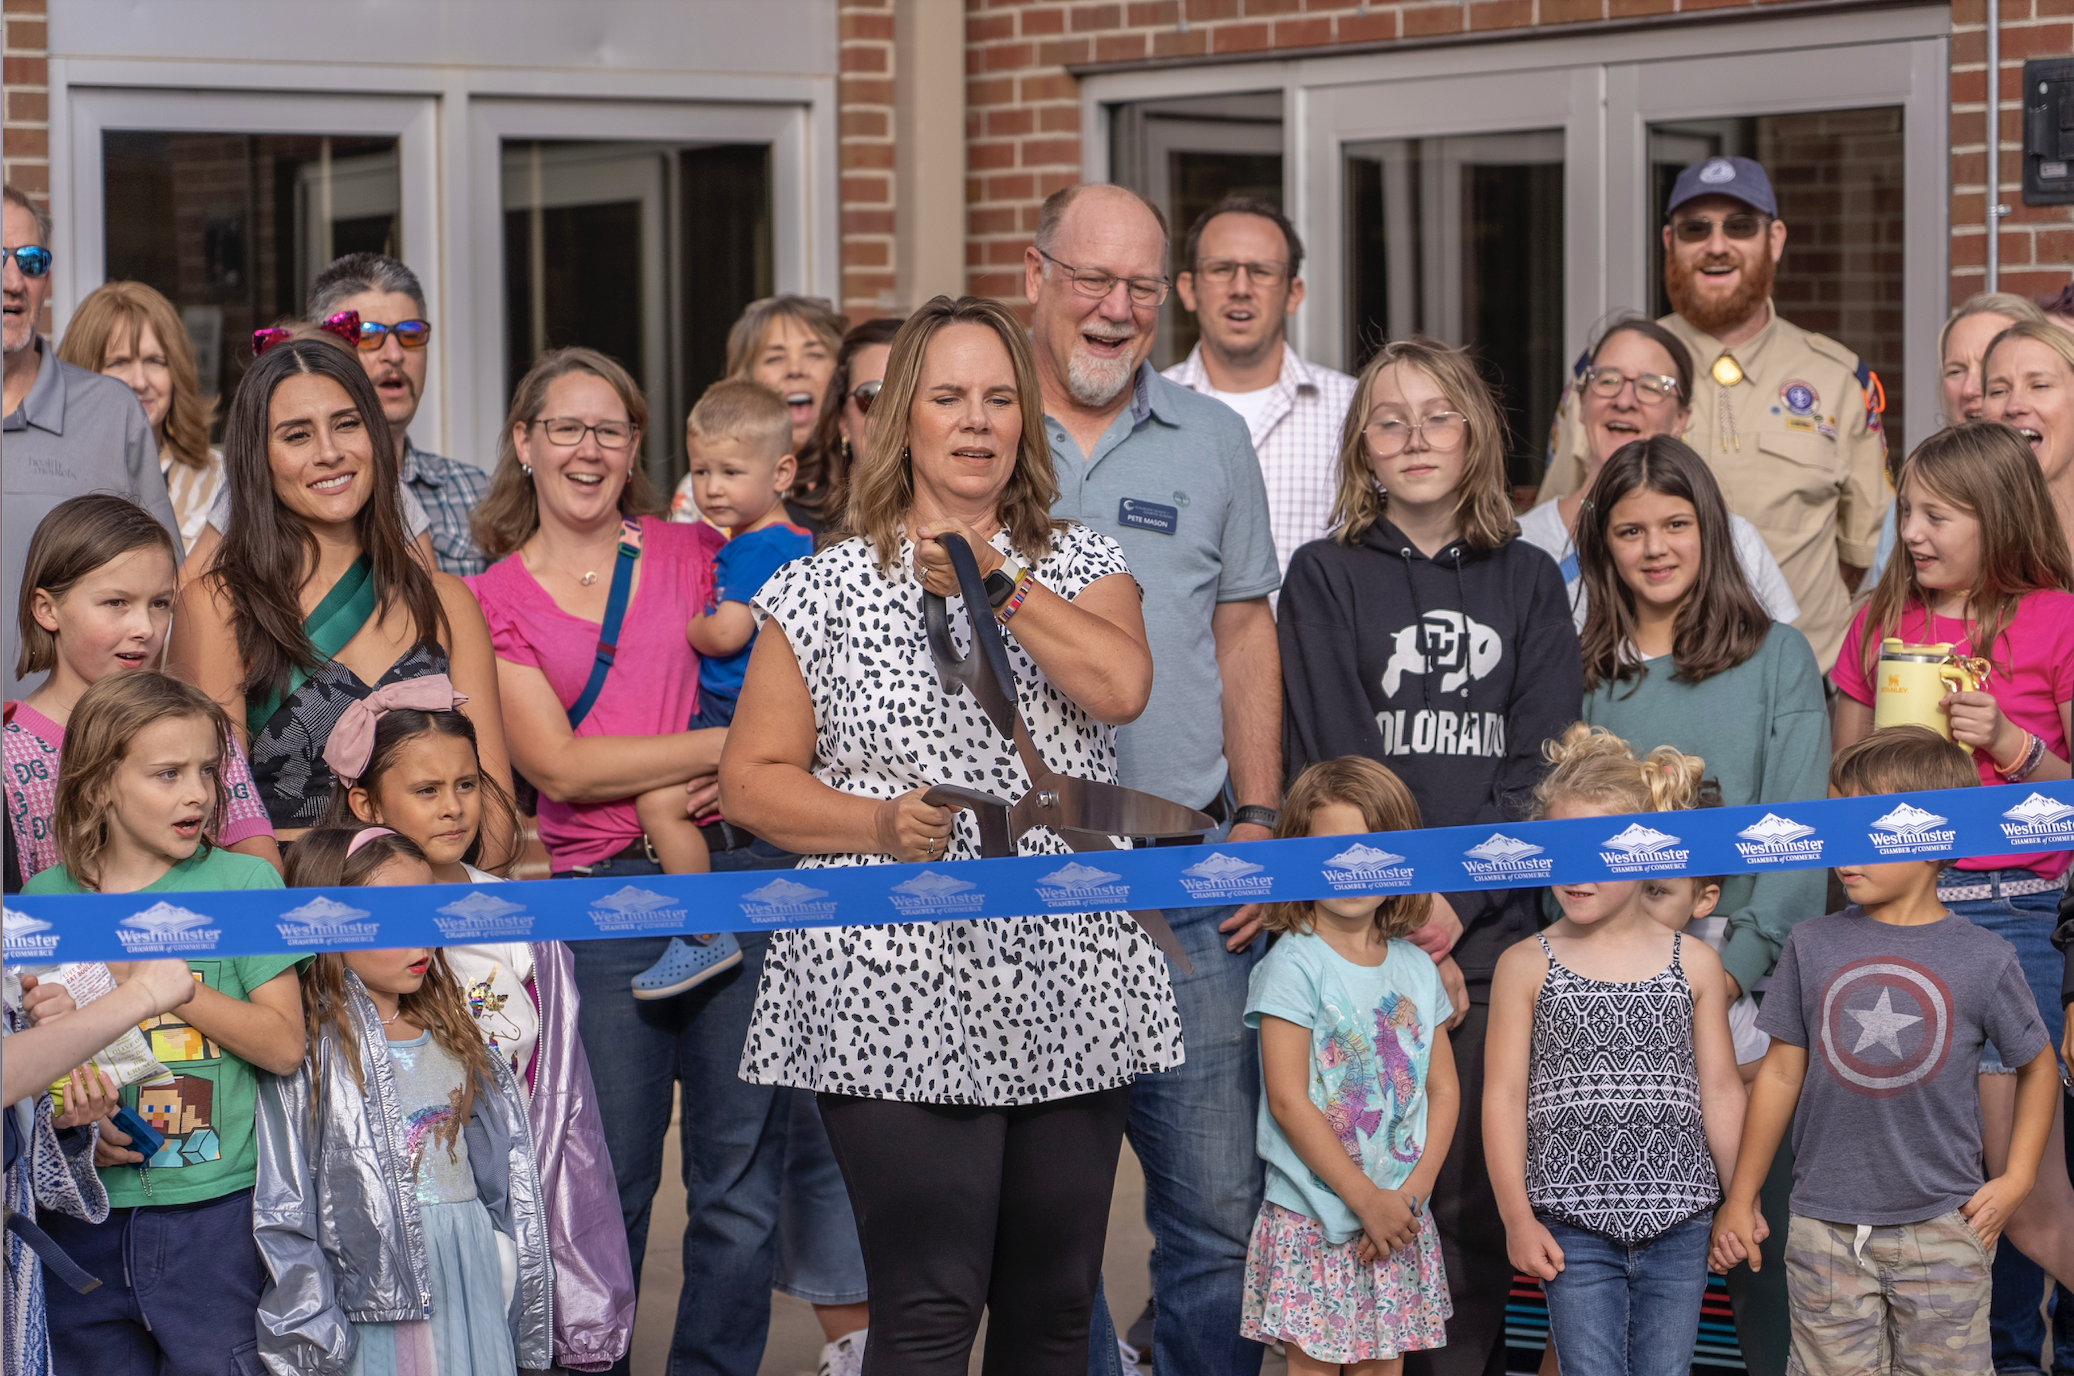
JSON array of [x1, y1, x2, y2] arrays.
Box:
[[816, 1328, 866, 1376]]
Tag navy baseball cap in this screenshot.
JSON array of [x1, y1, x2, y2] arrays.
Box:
[[1665, 156, 1778, 219]]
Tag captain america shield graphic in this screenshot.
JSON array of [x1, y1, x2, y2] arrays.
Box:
[[1816, 957, 1954, 1097]]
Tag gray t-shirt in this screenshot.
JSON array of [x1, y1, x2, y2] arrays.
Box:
[[3, 340, 180, 697], [1757, 906, 2049, 1226], [1047, 363, 1280, 810]]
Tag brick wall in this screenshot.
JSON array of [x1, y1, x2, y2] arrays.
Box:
[[3, 0, 47, 332], [1949, 0, 2074, 306], [842, 0, 900, 318]]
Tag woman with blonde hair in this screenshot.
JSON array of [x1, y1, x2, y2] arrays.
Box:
[[1277, 334, 1579, 1368], [57, 280, 224, 548], [722, 294, 1170, 1372], [1985, 318, 2074, 542]]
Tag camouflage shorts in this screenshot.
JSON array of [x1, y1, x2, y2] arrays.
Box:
[[1784, 1211, 1993, 1376]]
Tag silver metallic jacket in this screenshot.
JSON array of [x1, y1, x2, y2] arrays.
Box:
[[251, 972, 553, 1373]]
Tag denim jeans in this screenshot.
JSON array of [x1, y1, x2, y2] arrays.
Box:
[[1540, 1213, 1714, 1376], [1086, 898, 1268, 1376], [1936, 871, 2064, 1073], [564, 847, 795, 1376], [1991, 1242, 2074, 1374], [775, 1088, 868, 1306]]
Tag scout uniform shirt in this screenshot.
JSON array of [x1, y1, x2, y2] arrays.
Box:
[[1539, 302, 1888, 672]]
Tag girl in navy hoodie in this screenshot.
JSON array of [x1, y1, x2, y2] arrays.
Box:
[[1278, 334, 1580, 1376]]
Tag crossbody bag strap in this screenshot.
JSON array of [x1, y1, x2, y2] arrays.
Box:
[[566, 520, 645, 731], [245, 553, 377, 736]]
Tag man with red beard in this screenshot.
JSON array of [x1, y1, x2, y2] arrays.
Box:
[[1539, 156, 1887, 672]]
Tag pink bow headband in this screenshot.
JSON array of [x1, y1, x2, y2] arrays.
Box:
[[321, 674, 469, 787]]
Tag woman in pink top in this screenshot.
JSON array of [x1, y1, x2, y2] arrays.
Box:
[[465, 347, 792, 1371], [1831, 421, 2074, 1293], [5, 494, 279, 882]]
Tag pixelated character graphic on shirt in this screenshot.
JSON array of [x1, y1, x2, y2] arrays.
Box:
[[140, 972, 218, 1064], [1813, 956, 1954, 1096], [136, 1074, 221, 1168]]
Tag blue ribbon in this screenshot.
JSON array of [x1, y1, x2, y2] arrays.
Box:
[[8, 779, 2072, 964]]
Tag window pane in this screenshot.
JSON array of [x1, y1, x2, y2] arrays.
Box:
[[1345, 132, 1566, 491], [1648, 107, 1906, 455], [102, 131, 400, 428]]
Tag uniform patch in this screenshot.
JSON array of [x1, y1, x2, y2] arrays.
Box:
[[1781, 380, 1818, 415], [1785, 416, 1815, 433]]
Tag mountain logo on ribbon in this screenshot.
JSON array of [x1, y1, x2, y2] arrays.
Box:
[[739, 876, 837, 924], [1997, 792, 2074, 846], [1601, 824, 1681, 856], [1322, 841, 1415, 891], [587, 885, 690, 934], [3, 909, 58, 959], [1326, 843, 1408, 871], [1036, 862, 1131, 908], [889, 869, 985, 915], [433, 890, 534, 940], [116, 901, 222, 953], [1464, 834, 1544, 863], [1872, 803, 1949, 838], [276, 894, 381, 948], [1734, 812, 1824, 865], [593, 886, 677, 913], [1178, 851, 1273, 900]]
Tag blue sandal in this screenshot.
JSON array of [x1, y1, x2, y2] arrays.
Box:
[[630, 933, 742, 1000]]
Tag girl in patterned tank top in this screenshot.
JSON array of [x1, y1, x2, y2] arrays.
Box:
[[1484, 725, 1747, 1376]]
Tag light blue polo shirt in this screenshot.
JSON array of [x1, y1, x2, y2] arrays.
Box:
[[1047, 362, 1281, 810]]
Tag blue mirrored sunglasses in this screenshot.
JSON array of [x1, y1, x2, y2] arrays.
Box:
[[3, 246, 52, 277]]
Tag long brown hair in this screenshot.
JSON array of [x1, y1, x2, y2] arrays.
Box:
[[317, 708, 521, 875], [801, 316, 905, 529], [1258, 756, 1432, 939], [1856, 422, 2074, 683], [1331, 336, 1516, 551], [57, 281, 216, 471], [1576, 435, 1770, 692], [286, 826, 499, 1140], [843, 296, 1065, 574], [54, 672, 230, 891], [211, 337, 447, 713], [471, 347, 660, 561], [15, 494, 179, 679]]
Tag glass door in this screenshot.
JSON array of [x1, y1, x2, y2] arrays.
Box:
[[1344, 131, 1566, 490]]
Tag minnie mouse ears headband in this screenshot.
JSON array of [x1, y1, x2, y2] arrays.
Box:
[[321, 674, 469, 788]]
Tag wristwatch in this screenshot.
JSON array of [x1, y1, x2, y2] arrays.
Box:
[[985, 553, 1029, 609], [1232, 805, 1280, 831]]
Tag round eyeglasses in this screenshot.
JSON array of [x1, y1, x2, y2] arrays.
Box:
[[1365, 412, 1468, 457], [1582, 366, 1681, 404]]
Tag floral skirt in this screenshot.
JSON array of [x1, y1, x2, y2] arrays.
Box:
[[1240, 1201, 1453, 1364]]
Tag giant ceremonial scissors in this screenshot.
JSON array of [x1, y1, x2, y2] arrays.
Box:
[[918, 533, 1214, 972]]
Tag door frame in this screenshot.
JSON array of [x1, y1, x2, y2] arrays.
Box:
[[1080, 4, 1951, 452]]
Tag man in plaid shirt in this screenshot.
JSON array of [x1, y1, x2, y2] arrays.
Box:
[[1166, 197, 1357, 580]]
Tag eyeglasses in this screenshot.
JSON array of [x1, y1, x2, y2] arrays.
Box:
[[1, 246, 51, 277], [530, 417, 636, 449], [253, 310, 361, 357], [1193, 258, 1289, 287], [356, 318, 431, 351], [1671, 213, 1770, 243], [849, 378, 882, 416], [1037, 250, 1168, 308], [1582, 366, 1681, 403], [1365, 411, 1468, 456]]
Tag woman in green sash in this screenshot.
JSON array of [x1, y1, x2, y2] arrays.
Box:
[[170, 335, 510, 847]]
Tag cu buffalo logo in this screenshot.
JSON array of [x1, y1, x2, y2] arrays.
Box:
[[1816, 957, 1953, 1098]]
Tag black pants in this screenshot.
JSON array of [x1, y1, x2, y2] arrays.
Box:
[[818, 1086, 1131, 1376], [1405, 996, 1513, 1376]]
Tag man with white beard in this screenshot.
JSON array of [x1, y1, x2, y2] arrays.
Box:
[[1538, 155, 1887, 672], [1024, 183, 1284, 1376]]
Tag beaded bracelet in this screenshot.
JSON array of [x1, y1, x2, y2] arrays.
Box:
[[1996, 730, 2047, 781], [995, 567, 1037, 623]]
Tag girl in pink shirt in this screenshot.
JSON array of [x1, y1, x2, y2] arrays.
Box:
[[5, 495, 278, 883]]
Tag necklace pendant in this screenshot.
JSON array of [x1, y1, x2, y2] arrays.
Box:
[[580, 571, 598, 586], [1711, 354, 1744, 388]]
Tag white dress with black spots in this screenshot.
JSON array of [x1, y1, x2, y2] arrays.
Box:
[[739, 525, 1185, 1106]]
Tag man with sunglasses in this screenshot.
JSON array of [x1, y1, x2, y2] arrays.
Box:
[[1539, 155, 1887, 673], [1, 183, 181, 696], [193, 252, 485, 576], [1164, 197, 1356, 585], [1025, 182, 1284, 1376]]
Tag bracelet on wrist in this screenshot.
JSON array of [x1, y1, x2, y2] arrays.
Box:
[[1996, 731, 2046, 781], [995, 567, 1037, 622]]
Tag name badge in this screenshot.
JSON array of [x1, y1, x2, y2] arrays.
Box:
[[1118, 498, 1179, 535]]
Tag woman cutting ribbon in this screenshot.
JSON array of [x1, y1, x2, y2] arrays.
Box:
[[721, 295, 1175, 1375], [169, 334, 510, 846]]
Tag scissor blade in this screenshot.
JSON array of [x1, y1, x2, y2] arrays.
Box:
[[1011, 775, 1215, 841]]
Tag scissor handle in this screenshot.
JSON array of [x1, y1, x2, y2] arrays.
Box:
[[921, 533, 1020, 741]]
